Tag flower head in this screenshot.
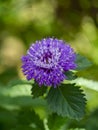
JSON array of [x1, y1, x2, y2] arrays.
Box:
[[21, 38, 77, 87]]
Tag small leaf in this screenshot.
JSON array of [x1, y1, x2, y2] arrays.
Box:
[[47, 84, 86, 120], [65, 71, 77, 80], [76, 54, 92, 70], [31, 82, 47, 98]]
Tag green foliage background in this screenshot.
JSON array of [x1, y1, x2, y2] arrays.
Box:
[[0, 0, 98, 130]]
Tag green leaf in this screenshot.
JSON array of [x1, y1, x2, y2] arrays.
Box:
[[69, 128, 85, 130], [16, 108, 44, 130], [72, 77, 98, 91], [0, 107, 17, 125], [0, 95, 47, 110], [48, 113, 68, 130], [86, 109, 98, 130], [0, 80, 33, 97], [12, 125, 37, 130], [31, 83, 47, 98], [47, 84, 86, 120], [0, 82, 47, 110], [65, 71, 77, 80], [76, 54, 92, 70], [8, 79, 34, 87]]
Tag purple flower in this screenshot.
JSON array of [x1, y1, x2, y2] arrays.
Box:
[[21, 38, 77, 87]]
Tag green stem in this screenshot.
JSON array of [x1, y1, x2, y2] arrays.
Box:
[[43, 118, 50, 130]]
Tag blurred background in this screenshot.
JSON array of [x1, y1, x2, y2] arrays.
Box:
[[0, 0, 98, 130]]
